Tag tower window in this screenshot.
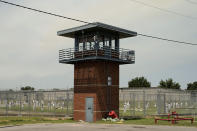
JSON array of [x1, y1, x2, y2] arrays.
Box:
[[108, 76, 112, 86]]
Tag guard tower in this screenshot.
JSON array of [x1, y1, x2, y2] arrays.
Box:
[[57, 22, 137, 122]]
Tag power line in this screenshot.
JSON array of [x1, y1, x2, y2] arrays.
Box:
[[138, 33, 197, 46], [0, 0, 197, 46], [129, 0, 197, 20], [0, 0, 90, 24]]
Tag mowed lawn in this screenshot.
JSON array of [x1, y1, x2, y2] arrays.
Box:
[[96, 117, 197, 127], [0, 117, 74, 126], [0, 116, 196, 127]]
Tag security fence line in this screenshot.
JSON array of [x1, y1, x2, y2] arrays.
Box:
[[119, 88, 197, 117], [0, 90, 73, 117], [0, 88, 196, 117]]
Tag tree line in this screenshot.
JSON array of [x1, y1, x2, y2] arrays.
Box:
[[10, 78, 197, 91], [128, 77, 197, 90]]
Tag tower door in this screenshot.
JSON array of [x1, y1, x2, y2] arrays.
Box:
[[85, 97, 94, 122]]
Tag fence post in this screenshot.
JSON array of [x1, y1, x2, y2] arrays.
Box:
[[71, 92, 74, 115], [143, 90, 146, 116], [54, 92, 56, 117], [123, 93, 125, 102], [19, 91, 22, 116], [132, 93, 135, 116], [6, 92, 8, 117], [122, 93, 125, 117], [48, 92, 51, 112], [164, 94, 166, 114], [66, 90, 69, 117], [157, 90, 161, 115], [129, 93, 132, 116], [28, 92, 31, 117]]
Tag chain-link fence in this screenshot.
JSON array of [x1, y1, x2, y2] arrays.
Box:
[[120, 88, 197, 117], [0, 90, 73, 117], [0, 88, 196, 118]]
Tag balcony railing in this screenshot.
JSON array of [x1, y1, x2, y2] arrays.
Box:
[[59, 46, 135, 64]]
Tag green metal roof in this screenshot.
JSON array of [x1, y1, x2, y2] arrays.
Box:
[[57, 22, 137, 39]]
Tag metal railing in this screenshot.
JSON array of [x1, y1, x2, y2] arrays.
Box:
[[59, 45, 135, 63]]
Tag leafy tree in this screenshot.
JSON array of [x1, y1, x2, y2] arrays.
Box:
[[8, 89, 14, 92], [187, 81, 197, 90], [52, 88, 60, 91], [69, 88, 74, 91], [21, 86, 34, 91], [38, 89, 45, 91], [158, 78, 180, 89], [128, 77, 151, 88]]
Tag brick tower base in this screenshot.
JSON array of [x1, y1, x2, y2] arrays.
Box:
[[73, 61, 119, 121]]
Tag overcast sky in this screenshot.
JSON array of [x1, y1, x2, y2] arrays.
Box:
[[0, 0, 196, 90]]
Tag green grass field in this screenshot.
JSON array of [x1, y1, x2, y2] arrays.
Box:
[[96, 117, 197, 127], [0, 116, 196, 127], [0, 117, 74, 126]]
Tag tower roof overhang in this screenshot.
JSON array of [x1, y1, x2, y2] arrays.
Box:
[[57, 22, 137, 39]]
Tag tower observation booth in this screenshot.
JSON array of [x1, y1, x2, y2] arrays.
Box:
[[58, 22, 137, 122]]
